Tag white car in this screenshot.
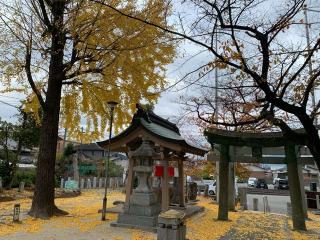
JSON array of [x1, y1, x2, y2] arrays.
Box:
[[208, 181, 217, 195], [273, 177, 281, 185], [208, 179, 238, 196], [248, 177, 257, 187]]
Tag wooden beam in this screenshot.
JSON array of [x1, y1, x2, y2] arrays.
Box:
[[205, 128, 308, 147], [211, 145, 313, 158], [208, 154, 315, 165]]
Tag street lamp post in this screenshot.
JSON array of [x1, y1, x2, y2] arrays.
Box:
[[101, 101, 118, 221]]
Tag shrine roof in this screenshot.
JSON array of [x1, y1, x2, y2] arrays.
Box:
[[97, 105, 207, 156]]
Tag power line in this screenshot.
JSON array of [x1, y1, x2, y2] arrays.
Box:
[[0, 94, 21, 100], [0, 100, 18, 109]]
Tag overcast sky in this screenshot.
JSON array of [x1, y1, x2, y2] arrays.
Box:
[[0, 0, 319, 147]]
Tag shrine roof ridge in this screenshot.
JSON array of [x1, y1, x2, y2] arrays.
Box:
[[97, 105, 207, 156]]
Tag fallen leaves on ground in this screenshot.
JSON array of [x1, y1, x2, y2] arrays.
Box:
[[1, 191, 320, 239], [185, 196, 239, 240], [0, 190, 122, 237], [289, 212, 320, 240]]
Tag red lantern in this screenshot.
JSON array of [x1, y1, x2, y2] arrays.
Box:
[[154, 165, 164, 177], [168, 167, 174, 177]]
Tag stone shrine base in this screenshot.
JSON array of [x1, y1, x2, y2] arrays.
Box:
[[110, 214, 158, 232], [109, 204, 205, 232]]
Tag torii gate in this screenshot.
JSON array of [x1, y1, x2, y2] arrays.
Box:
[[205, 128, 316, 230]]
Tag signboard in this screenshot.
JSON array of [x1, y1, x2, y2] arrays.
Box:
[[64, 180, 79, 190]]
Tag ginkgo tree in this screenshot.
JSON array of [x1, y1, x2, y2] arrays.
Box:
[[97, 0, 320, 171], [0, 0, 175, 218], [97, 0, 320, 230]]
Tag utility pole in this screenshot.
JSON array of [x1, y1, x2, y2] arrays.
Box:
[[214, 31, 219, 123], [303, 5, 317, 125], [214, 29, 220, 203], [303, 4, 320, 186]]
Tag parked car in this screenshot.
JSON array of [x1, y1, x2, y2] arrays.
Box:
[[202, 179, 215, 186], [256, 179, 268, 189], [208, 181, 217, 195], [248, 177, 257, 187], [207, 179, 238, 196], [273, 177, 281, 185], [274, 179, 289, 190]]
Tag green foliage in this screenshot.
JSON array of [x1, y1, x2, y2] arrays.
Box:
[[0, 121, 18, 188], [0, 112, 39, 188], [55, 143, 76, 179], [14, 109, 40, 150], [0, 149, 16, 187], [107, 160, 124, 178], [11, 169, 36, 188], [78, 160, 124, 177], [63, 144, 76, 158]]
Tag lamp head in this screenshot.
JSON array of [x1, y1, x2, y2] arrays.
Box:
[[107, 101, 118, 109]]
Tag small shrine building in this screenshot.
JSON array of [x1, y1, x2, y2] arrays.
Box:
[[97, 105, 206, 229]]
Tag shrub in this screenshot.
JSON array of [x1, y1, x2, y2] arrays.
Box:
[[12, 169, 36, 188]]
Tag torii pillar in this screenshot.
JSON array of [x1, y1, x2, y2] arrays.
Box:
[[218, 144, 229, 220], [285, 142, 306, 230]]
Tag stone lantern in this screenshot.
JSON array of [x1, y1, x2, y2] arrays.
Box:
[[115, 140, 161, 229]]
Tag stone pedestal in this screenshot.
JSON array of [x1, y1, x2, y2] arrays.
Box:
[[112, 140, 161, 230], [157, 209, 186, 240]]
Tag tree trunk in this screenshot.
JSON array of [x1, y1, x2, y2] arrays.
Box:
[[297, 114, 320, 171], [29, 1, 66, 219], [29, 99, 62, 218]]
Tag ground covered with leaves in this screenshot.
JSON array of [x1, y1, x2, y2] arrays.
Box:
[[0, 189, 319, 239]]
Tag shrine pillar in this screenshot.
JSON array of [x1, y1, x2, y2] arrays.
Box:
[[124, 156, 134, 210], [161, 151, 170, 211], [178, 158, 185, 208]]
